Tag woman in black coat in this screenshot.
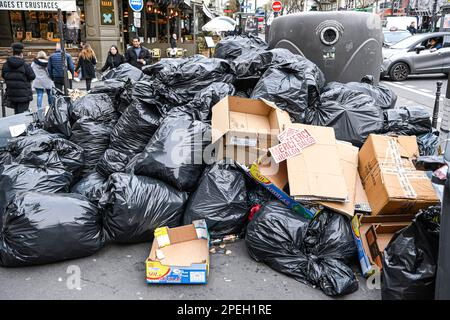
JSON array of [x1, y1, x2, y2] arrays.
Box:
[[75, 43, 97, 91], [101, 45, 125, 72]]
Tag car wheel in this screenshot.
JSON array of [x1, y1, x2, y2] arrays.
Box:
[[389, 62, 410, 81]]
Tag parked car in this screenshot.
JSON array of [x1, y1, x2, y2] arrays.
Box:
[[383, 29, 412, 47], [381, 32, 450, 81]]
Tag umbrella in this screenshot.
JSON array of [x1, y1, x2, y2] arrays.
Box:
[[202, 16, 237, 33]]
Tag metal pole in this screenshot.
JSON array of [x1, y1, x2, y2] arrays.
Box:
[[57, 8, 69, 96], [193, 3, 196, 53], [431, 0, 438, 32], [432, 81, 443, 128], [0, 80, 5, 118]]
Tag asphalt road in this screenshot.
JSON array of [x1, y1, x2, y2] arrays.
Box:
[[0, 240, 381, 300]]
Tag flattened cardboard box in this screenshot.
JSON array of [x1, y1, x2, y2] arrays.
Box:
[[286, 124, 348, 202], [146, 220, 209, 284], [359, 134, 440, 216], [211, 96, 292, 165]]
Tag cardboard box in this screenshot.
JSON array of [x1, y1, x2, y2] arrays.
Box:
[[351, 214, 412, 277], [285, 124, 348, 202], [146, 220, 209, 284], [359, 134, 440, 216], [211, 96, 292, 164], [319, 142, 359, 218]]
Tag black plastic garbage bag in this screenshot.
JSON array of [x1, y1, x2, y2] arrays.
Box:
[[0, 150, 72, 219], [134, 112, 210, 192], [251, 66, 308, 122], [246, 201, 358, 296], [102, 63, 144, 81], [96, 149, 129, 177], [0, 192, 104, 267], [90, 79, 133, 112], [417, 132, 439, 156], [305, 87, 384, 147], [70, 93, 118, 123], [44, 94, 72, 137], [100, 173, 188, 243], [70, 117, 115, 171], [214, 35, 268, 61], [4, 130, 84, 175], [382, 207, 440, 300], [108, 99, 160, 156], [71, 171, 107, 204], [413, 155, 445, 171], [183, 161, 248, 238], [131, 80, 157, 105], [383, 106, 432, 135]]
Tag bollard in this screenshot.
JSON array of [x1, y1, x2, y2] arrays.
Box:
[[432, 81, 443, 129], [0, 80, 5, 118]]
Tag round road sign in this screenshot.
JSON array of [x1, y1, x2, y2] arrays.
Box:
[[272, 1, 282, 12]]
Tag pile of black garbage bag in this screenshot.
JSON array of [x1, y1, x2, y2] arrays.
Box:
[[0, 35, 441, 298]]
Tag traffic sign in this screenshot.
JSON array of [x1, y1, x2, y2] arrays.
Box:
[[129, 0, 143, 12], [272, 1, 282, 12]]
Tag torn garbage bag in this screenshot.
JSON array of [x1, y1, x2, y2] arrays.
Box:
[[70, 93, 118, 123], [214, 35, 268, 61], [96, 149, 129, 177], [0, 149, 73, 219], [246, 201, 358, 296], [70, 117, 115, 172], [0, 192, 104, 267], [305, 87, 383, 147], [134, 111, 210, 192], [183, 160, 249, 238], [44, 94, 72, 137], [100, 173, 188, 243], [102, 63, 144, 81], [383, 106, 432, 135], [382, 207, 440, 300], [71, 171, 107, 204]]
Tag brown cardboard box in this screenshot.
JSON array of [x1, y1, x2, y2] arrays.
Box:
[[146, 220, 209, 284], [211, 96, 292, 159], [359, 134, 440, 216], [319, 142, 359, 218], [286, 124, 348, 202]]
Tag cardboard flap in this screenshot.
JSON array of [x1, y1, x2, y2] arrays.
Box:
[[286, 124, 348, 201], [168, 225, 199, 245], [149, 239, 209, 267]]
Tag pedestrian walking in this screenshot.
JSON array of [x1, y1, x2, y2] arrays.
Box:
[[48, 42, 75, 92], [125, 36, 152, 69], [169, 33, 177, 58], [75, 44, 97, 91], [101, 45, 125, 72], [31, 51, 53, 117], [1, 43, 35, 114]]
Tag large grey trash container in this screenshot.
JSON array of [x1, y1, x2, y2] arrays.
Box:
[[0, 112, 34, 148], [268, 12, 383, 84]]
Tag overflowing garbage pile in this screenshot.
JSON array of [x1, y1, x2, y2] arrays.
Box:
[[0, 36, 445, 299]]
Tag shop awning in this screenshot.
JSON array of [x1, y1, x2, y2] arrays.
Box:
[[202, 3, 216, 20]]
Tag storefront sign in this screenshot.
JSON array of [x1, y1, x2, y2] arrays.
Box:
[[100, 0, 115, 25], [128, 0, 143, 12], [0, 0, 77, 11]]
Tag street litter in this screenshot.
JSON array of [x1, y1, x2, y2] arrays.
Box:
[[0, 34, 445, 299]]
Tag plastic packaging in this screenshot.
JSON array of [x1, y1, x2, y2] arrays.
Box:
[[214, 35, 268, 61], [102, 63, 144, 81], [246, 201, 358, 296], [0, 192, 104, 267], [134, 111, 210, 192], [383, 106, 432, 135], [382, 207, 440, 300], [100, 173, 188, 243], [44, 94, 72, 137], [71, 171, 107, 204], [305, 87, 384, 147], [417, 131, 439, 156], [183, 161, 249, 238]]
